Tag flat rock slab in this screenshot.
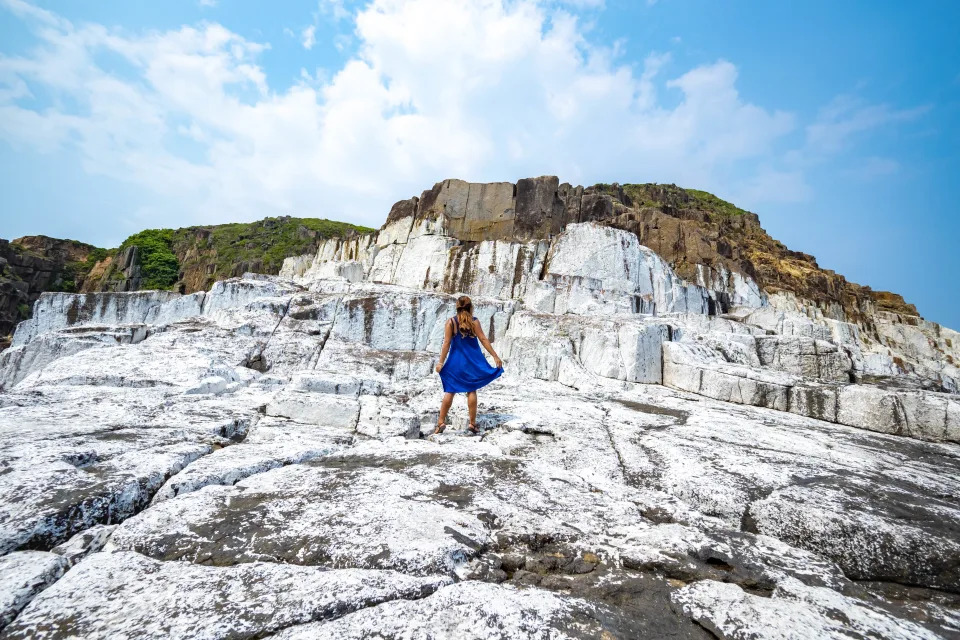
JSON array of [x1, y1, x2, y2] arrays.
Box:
[[0, 383, 267, 554], [110, 451, 494, 574], [274, 581, 660, 640], [603, 386, 960, 591], [673, 578, 941, 640], [110, 442, 645, 575], [0, 551, 68, 629], [151, 419, 353, 502], [0, 441, 210, 554], [748, 477, 960, 592], [0, 551, 449, 640]]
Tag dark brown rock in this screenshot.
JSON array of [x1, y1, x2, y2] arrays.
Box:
[[514, 176, 564, 240], [0, 236, 101, 338], [386, 197, 419, 226]]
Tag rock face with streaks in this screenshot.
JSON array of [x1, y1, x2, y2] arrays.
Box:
[[1, 177, 958, 639]]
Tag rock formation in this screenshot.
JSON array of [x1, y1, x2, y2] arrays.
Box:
[[0, 218, 371, 350], [80, 217, 374, 295], [0, 237, 101, 341], [0, 177, 958, 638]]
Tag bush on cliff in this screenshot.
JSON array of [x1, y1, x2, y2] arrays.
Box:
[[120, 229, 179, 290]]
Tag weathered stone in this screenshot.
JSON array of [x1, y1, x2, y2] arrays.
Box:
[[0, 551, 68, 629], [274, 581, 653, 640], [2, 179, 960, 640], [673, 578, 940, 640], [515, 175, 566, 240], [1, 551, 449, 640], [266, 391, 361, 429], [50, 525, 116, 566]]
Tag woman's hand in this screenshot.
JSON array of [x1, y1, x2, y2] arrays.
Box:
[[494, 356, 503, 369], [435, 362, 443, 373]]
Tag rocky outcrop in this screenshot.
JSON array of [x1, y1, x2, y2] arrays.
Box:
[[1, 267, 958, 637], [0, 237, 102, 339], [1, 176, 958, 638], [82, 217, 373, 295], [0, 552, 68, 629], [0, 220, 370, 349]]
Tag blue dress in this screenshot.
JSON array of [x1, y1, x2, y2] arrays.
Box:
[[439, 316, 503, 393]]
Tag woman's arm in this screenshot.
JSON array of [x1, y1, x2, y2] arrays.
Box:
[[473, 320, 503, 369], [435, 319, 453, 373]]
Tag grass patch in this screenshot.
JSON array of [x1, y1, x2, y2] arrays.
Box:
[[120, 229, 179, 289], [684, 189, 749, 217], [168, 216, 373, 288], [179, 217, 372, 277], [618, 183, 750, 219]]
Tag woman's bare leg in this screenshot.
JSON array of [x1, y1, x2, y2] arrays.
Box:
[[438, 392, 454, 426], [467, 391, 478, 427]]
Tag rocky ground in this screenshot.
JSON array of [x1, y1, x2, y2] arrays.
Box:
[[0, 270, 957, 639], [1, 177, 958, 638]]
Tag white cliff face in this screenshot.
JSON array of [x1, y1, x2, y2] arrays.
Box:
[[286, 221, 731, 317], [2, 189, 960, 638]]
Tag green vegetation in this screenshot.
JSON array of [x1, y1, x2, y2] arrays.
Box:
[[621, 183, 690, 210], [176, 217, 373, 282], [618, 183, 751, 220], [684, 189, 749, 217], [94, 216, 373, 292], [120, 229, 180, 290], [17, 303, 30, 318]]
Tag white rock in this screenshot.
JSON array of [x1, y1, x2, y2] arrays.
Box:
[[50, 525, 116, 566], [12, 291, 182, 347], [356, 395, 421, 439], [2, 551, 449, 640], [673, 578, 940, 640], [274, 581, 626, 640], [0, 551, 68, 629], [152, 420, 352, 502], [266, 391, 361, 429]]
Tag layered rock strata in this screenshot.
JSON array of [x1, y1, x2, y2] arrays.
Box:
[[1, 177, 958, 638]]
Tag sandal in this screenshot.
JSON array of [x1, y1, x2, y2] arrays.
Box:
[[468, 423, 480, 434], [433, 422, 447, 435]]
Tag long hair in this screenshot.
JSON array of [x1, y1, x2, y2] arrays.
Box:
[[455, 295, 475, 337]]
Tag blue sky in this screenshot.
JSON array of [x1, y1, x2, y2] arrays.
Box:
[[1, 0, 958, 328]]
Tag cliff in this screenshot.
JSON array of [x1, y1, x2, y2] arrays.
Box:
[[82, 216, 374, 294], [378, 177, 918, 321], [0, 236, 104, 340], [0, 217, 372, 346]]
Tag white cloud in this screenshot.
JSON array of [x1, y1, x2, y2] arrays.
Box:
[[301, 25, 316, 50], [732, 168, 811, 205], [806, 95, 928, 153], [333, 33, 352, 52], [319, 0, 350, 21], [0, 0, 833, 231], [555, 0, 605, 7], [198, 0, 217, 7]]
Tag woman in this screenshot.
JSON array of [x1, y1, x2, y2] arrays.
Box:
[[434, 295, 503, 435]]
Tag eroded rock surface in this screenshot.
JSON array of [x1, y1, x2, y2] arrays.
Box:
[[1, 178, 959, 638]]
